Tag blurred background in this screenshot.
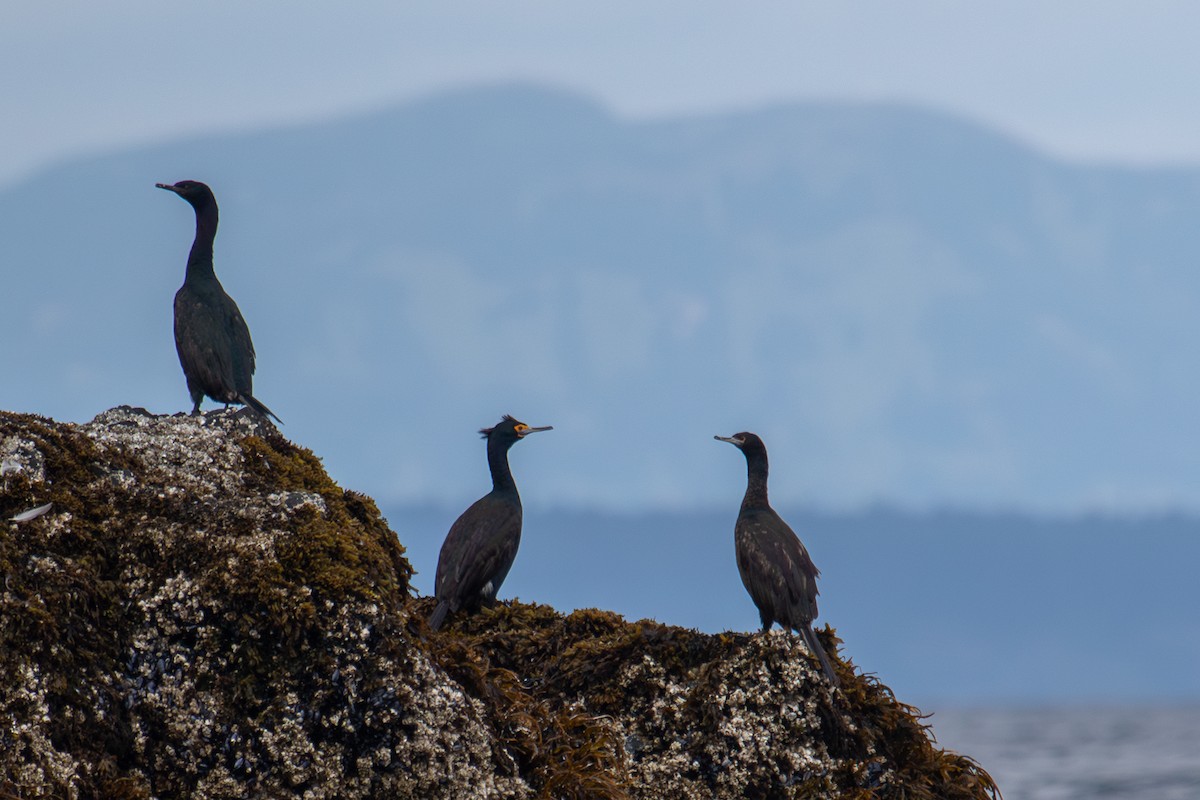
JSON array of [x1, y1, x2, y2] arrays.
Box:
[[4, 4, 1200, 796]]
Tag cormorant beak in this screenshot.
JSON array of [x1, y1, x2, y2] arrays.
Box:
[[518, 425, 553, 437], [155, 182, 183, 194], [714, 434, 744, 447]]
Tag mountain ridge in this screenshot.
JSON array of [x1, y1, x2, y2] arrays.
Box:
[[3, 83, 1200, 512]]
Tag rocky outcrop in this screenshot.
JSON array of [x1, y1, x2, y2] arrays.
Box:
[[0, 408, 998, 799]]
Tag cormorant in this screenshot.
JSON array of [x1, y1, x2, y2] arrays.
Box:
[[157, 180, 281, 423], [715, 431, 840, 687], [429, 415, 552, 631]]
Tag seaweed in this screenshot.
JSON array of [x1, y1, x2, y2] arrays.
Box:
[[420, 599, 1000, 799], [0, 408, 1000, 799]]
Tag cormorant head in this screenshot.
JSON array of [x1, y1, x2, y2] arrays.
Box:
[[480, 414, 553, 446], [156, 180, 216, 211], [714, 431, 767, 456]]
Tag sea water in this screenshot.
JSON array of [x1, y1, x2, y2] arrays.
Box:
[[930, 706, 1200, 800]]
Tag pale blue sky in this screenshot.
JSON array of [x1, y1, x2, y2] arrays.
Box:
[[5, 1, 1200, 186], [8, 4, 1200, 709]]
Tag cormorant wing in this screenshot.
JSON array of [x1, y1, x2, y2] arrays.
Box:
[[221, 288, 258, 394], [174, 282, 258, 401], [735, 508, 821, 628], [434, 493, 522, 606], [174, 285, 239, 400]]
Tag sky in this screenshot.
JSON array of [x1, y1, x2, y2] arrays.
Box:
[[6, 1, 1200, 189], [7, 1, 1200, 710]]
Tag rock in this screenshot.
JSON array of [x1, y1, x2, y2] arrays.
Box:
[[0, 408, 998, 799]]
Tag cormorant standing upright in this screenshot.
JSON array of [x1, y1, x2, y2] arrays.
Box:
[[157, 180, 281, 423], [429, 415, 552, 631], [715, 431, 840, 687]]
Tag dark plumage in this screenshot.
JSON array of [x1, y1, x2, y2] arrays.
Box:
[[157, 180, 281, 423], [429, 415, 552, 631], [715, 431, 840, 687]]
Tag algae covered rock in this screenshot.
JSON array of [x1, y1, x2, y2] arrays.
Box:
[[0, 407, 525, 799], [0, 408, 998, 799], [423, 602, 999, 800]]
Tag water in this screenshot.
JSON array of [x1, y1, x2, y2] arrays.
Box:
[[391, 506, 1200, 705], [392, 505, 1200, 798], [929, 706, 1200, 800]]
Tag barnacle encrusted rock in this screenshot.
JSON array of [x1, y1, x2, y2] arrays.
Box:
[[0, 408, 998, 799], [0, 407, 523, 800], [425, 602, 999, 800]]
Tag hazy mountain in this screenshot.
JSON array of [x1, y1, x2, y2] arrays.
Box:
[[4, 83, 1200, 511]]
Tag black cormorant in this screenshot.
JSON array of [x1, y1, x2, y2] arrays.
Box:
[[429, 415, 552, 631], [157, 180, 281, 423], [715, 431, 840, 687]]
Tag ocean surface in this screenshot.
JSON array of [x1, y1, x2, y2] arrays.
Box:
[[928, 706, 1200, 800], [391, 505, 1200, 798], [390, 506, 1200, 704]]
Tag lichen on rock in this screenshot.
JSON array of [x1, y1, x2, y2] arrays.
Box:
[[0, 408, 999, 799]]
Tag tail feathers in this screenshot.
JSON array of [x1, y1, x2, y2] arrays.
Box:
[[428, 600, 450, 631], [239, 393, 283, 425], [800, 624, 841, 688]]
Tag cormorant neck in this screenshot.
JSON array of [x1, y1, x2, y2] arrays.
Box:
[[740, 448, 770, 510], [184, 201, 218, 281], [487, 438, 519, 497]]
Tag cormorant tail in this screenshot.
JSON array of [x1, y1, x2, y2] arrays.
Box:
[[239, 393, 283, 425], [800, 624, 841, 688], [428, 600, 450, 631]]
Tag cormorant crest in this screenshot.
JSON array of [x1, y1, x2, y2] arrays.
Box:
[[479, 414, 519, 438]]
